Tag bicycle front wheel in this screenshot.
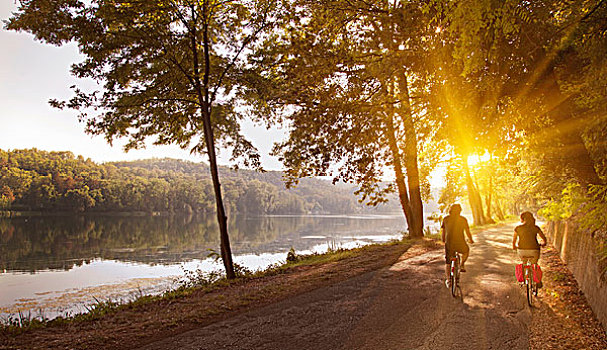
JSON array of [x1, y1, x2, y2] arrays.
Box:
[[450, 272, 456, 297]]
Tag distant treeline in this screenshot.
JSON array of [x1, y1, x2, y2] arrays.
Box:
[[0, 149, 399, 214]]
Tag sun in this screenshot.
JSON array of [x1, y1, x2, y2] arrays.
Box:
[[467, 152, 491, 167]]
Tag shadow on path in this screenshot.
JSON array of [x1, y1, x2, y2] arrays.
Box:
[[140, 223, 537, 350]]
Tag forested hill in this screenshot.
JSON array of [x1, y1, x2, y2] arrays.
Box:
[[112, 158, 304, 187], [0, 149, 400, 215]]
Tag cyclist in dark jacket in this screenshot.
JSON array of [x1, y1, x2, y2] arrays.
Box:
[[441, 204, 474, 286]]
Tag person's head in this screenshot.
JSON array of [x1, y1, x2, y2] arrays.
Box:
[[520, 211, 535, 225], [449, 204, 462, 216]]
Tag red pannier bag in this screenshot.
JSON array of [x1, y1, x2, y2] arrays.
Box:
[[515, 264, 524, 282], [533, 265, 543, 283]]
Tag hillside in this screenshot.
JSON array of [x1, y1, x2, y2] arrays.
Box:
[[0, 149, 400, 215]]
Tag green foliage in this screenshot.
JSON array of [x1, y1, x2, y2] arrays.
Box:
[[538, 199, 572, 222], [5, 0, 285, 169], [202, 248, 252, 280], [286, 247, 298, 263], [6, 0, 288, 280], [233, 263, 253, 277], [439, 0, 607, 188], [425, 0, 607, 227], [538, 183, 607, 274], [0, 185, 15, 209], [538, 183, 592, 222], [438, 159, 466, 213], [249, 0, 434, 217], [177, 268, 224, 289], [0, 310, 48, 333], [282, 247, 356, 268], [0, 148, 397, 215], [580, 184, 607, 232]]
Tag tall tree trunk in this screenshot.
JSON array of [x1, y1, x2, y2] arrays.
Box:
[[463, 156, 487, 226], [398, 74, 424, 238], [193, 1, 235, 279], [385, 114, 416, 237], [484, 169, 495, 223], [494, 199, 505, 221], [485, 179, 492, 218]]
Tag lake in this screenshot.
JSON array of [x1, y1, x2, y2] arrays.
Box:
[[0, 213, 426, 321]]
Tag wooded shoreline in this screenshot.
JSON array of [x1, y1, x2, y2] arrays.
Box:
[[0, 149, 402, 216]]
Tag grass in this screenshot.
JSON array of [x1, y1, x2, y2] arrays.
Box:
[[0, 239, 409, 335], [279, 246, 368, 268], [1, 298, 127, 334], [0, 310, 48, 333]]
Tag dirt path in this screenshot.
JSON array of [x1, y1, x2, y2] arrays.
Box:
[[140, 223, 605, 350]]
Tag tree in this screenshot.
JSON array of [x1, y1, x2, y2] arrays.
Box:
[[7, 0, 280, 278], [247, 0, 436, 237], [236, 180, 276, 215], [0, 167, 34, 201], [431, 0, 606, 192], [64, 186, 96, 212], [0, 185, 15, 209], [26, 176, 58, 209]]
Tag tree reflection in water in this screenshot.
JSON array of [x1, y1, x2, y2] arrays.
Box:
[[0, 214, 406, 319], [0, 214, 406, 273]]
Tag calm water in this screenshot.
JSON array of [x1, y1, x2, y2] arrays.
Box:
[[0, 213, 415, 320]]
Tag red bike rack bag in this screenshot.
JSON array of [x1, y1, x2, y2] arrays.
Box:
[[515, 264, 524, 282], [533, 265, 543, 283]]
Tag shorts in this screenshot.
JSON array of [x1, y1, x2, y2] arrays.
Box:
[[518, 249, 540, 260], [445, 243, 469, 264]]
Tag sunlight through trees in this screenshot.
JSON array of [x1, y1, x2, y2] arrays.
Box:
[[4, 0, 607, 269]]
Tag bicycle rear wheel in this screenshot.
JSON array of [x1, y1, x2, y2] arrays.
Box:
[[450, 258, 458, 297], [526, 269, 533, 306]]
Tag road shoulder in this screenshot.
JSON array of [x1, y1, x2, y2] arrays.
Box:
[[530, 245, 607, 349]]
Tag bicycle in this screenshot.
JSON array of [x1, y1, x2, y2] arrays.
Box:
[[516, 245, 544, 307], [449, 252, 461, 297], [521, 260, 538, 306]]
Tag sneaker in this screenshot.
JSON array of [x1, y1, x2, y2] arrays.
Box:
[[445, 279, 450, 288], [460, 267, 466, 272]]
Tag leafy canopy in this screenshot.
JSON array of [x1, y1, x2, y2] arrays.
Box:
[[6, 0, 280, 168]]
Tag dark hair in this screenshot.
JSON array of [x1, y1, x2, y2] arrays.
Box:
[[520, 211, 535, 226], [449, 204, 462, 215]]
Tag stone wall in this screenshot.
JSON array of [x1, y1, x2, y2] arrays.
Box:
[[546, 221, 607, 329]]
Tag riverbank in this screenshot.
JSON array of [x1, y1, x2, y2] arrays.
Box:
[[1, 213, 409, 319], [1, 238, 433, 349]]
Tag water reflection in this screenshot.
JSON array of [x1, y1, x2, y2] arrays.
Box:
[[0, 214, 407, 319], [0, 214, 406, 273]]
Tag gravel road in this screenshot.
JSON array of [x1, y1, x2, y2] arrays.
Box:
[[141, 223, 551, 350]]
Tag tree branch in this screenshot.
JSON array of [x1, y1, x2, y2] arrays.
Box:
[[210, 2, 275, 104]]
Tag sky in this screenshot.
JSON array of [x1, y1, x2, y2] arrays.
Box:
[[0, 2, 285, 169], [0, 2, 446, 189]]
